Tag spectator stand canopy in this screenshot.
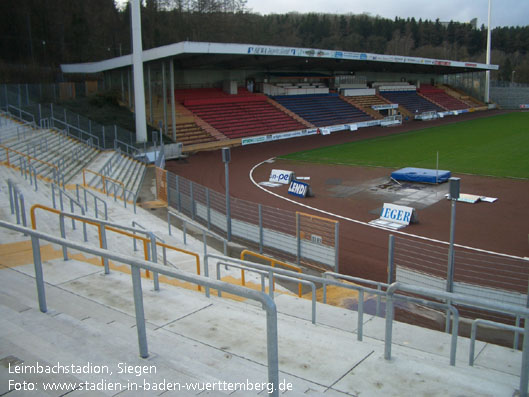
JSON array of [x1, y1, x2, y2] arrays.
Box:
[[61, 41, 498, 77]]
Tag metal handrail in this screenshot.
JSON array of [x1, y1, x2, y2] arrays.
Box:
[[114, 138, 146, 163], [75, 184, 108, 220], [83, 168, 125, 196], [0, 144, 60, 173], [0, 219, 280, 396], [30, 203, 154, 282], [7, 179, 27, 232], [29, 204, 201, 292], [50, 183, 87, 240], [82, 168, 137, 213], [205, 254, 385, 342], [469, 319, 524, 366], [133, 220, 202, 291], [386, 282, 529, 397], [324, 271, 385, 317], [216, 260, 317, 324], [7, 105, 35, 124], [51, 117, 101, 149], [240, 250, 303, 297], [168, 210, 228, 256]]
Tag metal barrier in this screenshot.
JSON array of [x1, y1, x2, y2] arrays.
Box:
[[168, 210, 228, 256], [18, 157, 39, 191], [469, 319, 524, 366], [82, 168, 138, 213], [323, 271, 385, 317], [30, 204, 158, 288], [75, 184, 108, 220], [51, 183, 87, 241], [51, 117, 101, 149], [385, 282, 529, 397], [240, 250, 303, 297], [30, 204, 200, 292], [115, 138, 147, 163], [83, 168, 125, 197], [204, 253, 381, 341], [164, 172, 339, 270], [1, 144, 60, 176], [131, 220, 202, 291], [0, 219, 280, 396], [206, 253, 463, 365], [8, 179, 27, 232], [7, 105, 35, 124], [215, 260, 317, 324]]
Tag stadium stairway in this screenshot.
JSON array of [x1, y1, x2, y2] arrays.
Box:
[[0, 118, 526, 396], [81, 150, 147, 201], [340, 95, 387, 120], [0, 119, 99, 186]]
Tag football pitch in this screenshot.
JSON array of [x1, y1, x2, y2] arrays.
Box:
[[280, 112, 529, 179]]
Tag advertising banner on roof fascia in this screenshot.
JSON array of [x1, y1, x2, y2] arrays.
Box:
[[247, 46, 298, 56]]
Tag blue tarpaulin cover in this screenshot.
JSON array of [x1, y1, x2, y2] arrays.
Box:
[[391, 167, 451, 184]]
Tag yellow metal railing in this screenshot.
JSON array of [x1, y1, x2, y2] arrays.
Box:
[[0, 144, 59, 174], [240, 250, 303, 297], [82, 169, 125, 196], [30, 204, 201, 290]]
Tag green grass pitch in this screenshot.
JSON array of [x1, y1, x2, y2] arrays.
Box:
[[280, 112, 529, 179]]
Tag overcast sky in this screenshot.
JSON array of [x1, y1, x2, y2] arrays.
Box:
[[244, 0, 528, 28]]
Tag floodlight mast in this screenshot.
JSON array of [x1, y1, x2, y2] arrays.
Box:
[[484, 0, 492, 103], [131, 0, 148, 143]]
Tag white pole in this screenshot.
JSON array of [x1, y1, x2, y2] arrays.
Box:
[[436, 151, 439, 184], [131, 0, 147, 143], [484, 0, 492, 104]]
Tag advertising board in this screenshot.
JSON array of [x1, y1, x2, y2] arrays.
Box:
[[288, 180, 310, 198], [269, 169, 294, 184]]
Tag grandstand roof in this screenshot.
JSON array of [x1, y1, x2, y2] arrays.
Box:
[[61, 41, 498, 76]]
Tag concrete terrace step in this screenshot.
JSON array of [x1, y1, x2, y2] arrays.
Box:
[[1, 128, 100, 184], [87, 152, 146, 198], [0, 255, 522, 397]]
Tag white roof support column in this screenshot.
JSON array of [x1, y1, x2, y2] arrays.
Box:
[[147, 64, 153, 125], [170, 58, 176, 142], [484, 0, 492, 104], [131, 0, 147, 143], [162, 61, 167, 136]]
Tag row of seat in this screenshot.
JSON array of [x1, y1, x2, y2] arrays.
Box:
[[174, 87, 254, 104], [379, 90, 445, 114], [272, 94, 372, 127], [185, 98, 306, 139], [418, 85, 471, 111]]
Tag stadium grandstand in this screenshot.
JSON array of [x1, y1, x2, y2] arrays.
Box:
[[2, 3, 529, 396], [59, 40, 498, 151]]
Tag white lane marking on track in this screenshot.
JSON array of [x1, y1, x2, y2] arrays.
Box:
[[249, 158, 527, 261]]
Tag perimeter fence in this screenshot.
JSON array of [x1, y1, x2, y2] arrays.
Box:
[[390, 234, 529, 327], [162, 169, 339, 272], [0, 83, 142, 152]]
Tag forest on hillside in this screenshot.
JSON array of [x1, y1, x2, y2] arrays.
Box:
[[1, 0, 528, 83]]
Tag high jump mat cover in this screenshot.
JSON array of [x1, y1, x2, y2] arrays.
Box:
[[391, 167, 451, 184]]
